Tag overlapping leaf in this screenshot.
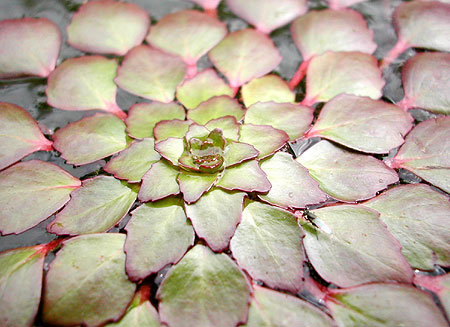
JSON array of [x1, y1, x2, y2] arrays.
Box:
[[241, 75, 295, 107], [187, 95, 245, 125], [139, 160, 180, 202], [217, 160, 271, 193], [238, 124, 289, 159], [414, 274, 450, 318]]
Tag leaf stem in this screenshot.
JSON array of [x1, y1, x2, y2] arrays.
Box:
[[289, 59, 310, 90], [107, 103, 127, 120], [186, 64, 198, 79], [380, 38, 410, 70], [204, 8, 218, 18]]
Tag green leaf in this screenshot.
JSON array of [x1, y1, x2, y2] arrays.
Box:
[[217, 160, 271, 193], [178, 170, 219, 204], [154, 120, 192, 141], [230, 201, 305, 292], [124, 198, 194, 281], [139, 160, 180, 202], [157, 244, 251, 327], [154, 137, 185, 166], [205, 116, 240, 141], [187, 95, 245, 125], [239, 124, 289, 159], [241, 74, 295, 107], [223, 141, 259, 167]]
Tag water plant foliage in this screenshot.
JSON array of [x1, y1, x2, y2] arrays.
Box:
[[0, 0, 449, 326]]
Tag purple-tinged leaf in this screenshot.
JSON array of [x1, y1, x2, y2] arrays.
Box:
[[0, 102, 53, 170], [244, 285, 336, 327], [146, 10, 226, 76], [176, 69, 233, 109], [297, 140, 399, 202], [104, 138, 161, 182], [205, 116, 240, 141], [398, 52, 450, 114], [387, 117, 450, 194], [154, 137, 185, 166], [217, 160, 271, 193], [414, 274, 450, 318], [47, 176, 137, 235], [178, 171, 219, 204], [306, 94, 413, 153], [326, 283, 448, 327], [0, 18, 61, 79], [302, 51, 384, 106], [223, 141, 259, 167], [124, 198, 194, 281], [259, 152, 327, 209], [244, 102, 313, 141], [115, 45, 187, 103], [53, 113, 128, 165], [46, 56, 126, 119], [300, 205, 413, 287], [226, 0, 307, 34], [154, 120, 192, 141], [43, 234, 136, 327], [0, 160, 80, 235], [187, 95, 245, 125], [139, 160, 180, 202], [157, 244, 251, 327], [185, 189, 245, 251], [239, 124, 289, 159], [209, 29, 282, 88], [241, 74, 295, 107], [365, 184, 450, 270], [230, 200, 305, 292], [67, 0, 149, 56], [327, 0, 368, 9]]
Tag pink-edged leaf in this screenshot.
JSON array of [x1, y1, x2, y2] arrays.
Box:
[[259, 152, 327, 209], [205, 116, 240, 141], [0, 160, 80, 235], [154, 119, 192, 141], [0, 102, 52, 170], [388, 117, 450, 194], [178, 170, 219, 204], [303, 51, 384, 105], [244, 285, 336, 327], [157, 244, 251, 327], [104, 138, 161, 183], [244, 102, 313, 141], [223, 141, 259, 167], [400, 52, 450, 114], [187, 95, 245, 125], [0, 18, 61, 79], [176, 69, 233, 109], [414, 274, 450, 318], [53, 113, 128, 165], [42, 234, 136, 327], [188, 0, 221, 10], [326, 283, 448, 327], [154, 137, 184, 166], [217, 160, 271, 193], [124, 197, 194, 281], [291, 9, 376, 61], [209, 29, 282, 87], [241, 74, 295, 107], [327, 0, 368, 9], [297, 140, 399, 202], [46, 56, 125, 119], [146, 10, 226, 68], [226, 0, 307, 34], [67, 0, 149, 56], [138, 160, 180, 202], [365, 184, 450, 270], [238, 124, 289, 159], [184, 122, 210, 140], [306, 94, 413, 153], [47, 176, 137, 235], [126, 102, 185, 139], [230, 200, 305, 292], [185, 188, 245, 251], [300, 205, 413, 288], [115, 45, 187, 103]]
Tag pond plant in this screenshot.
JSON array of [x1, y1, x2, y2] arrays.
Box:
[[0, 0, 449, 326]]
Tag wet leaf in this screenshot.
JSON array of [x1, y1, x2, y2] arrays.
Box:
[[259, 152, 327, 209], [187, 95, 245, 125], [388, 117, 450, 193], [185, 188, 245, 251], [115, 45, 187, 103], [42, 234, 136, 327], [241, 74, 295, 107], [47, 176, 137, 235], [53, 113, 128, 165], [297, 140, 398, 202], [209, 29, 282, 87], [306, 94, 413, 153], [0, 102, 53, 170], [124, 198, 194, 281], [46, 56, 125, 119], [67, 0, 149, 55], [226, 0, 307, 34], [157, 244, 251, 327], [217, 160, 271, 193], [244, 102, 313, 141], [0, 160, 80, 235], [139, 160, 180, 202], [300, 205, 413, 287], [205, 116, 240, 141], [239, 124, 289, 159], [230, 200, 305, 292], [326, 283, 448, 327], [414, 274, 450, 318], [365, 184, 450, 270], [0, 18, 61, 79]]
